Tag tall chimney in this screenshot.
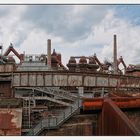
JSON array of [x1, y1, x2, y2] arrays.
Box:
[[47, 39, 51, 69], [113, 34, 117, 74]]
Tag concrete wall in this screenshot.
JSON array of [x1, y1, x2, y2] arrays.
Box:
[[12, 72, 140, 88]]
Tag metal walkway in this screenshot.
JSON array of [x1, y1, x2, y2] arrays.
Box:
[[25, 99, 81, 136], [15, 87, 78, 106], [22, 96, 72, 107], [35, 87, 78, 101], [15, 87, 81, 135]]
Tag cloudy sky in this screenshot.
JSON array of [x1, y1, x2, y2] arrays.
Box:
[[0, 5, 140, 66]]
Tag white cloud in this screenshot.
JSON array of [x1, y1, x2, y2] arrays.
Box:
[[93, 9, 140, 65], [19, 7, 140, 67], [0, 6, 28, 50], [0, 5, 140, 68]]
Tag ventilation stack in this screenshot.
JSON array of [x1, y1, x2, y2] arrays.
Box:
[[47, 39, 52, 69], [113, 34, 118, 74]]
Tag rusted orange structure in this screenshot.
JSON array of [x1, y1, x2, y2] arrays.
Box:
[[0, 35, 140, 136], [81, 97, 140, 136], [0, 108, 22, 136], [82, 97, 140, 111], [98, 98, 140, 136]]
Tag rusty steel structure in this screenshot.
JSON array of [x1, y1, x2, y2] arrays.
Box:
[[81, 97, 140, 135], [4, 43, 24, 63], [0, 35, 140, 136], [98, 98, 140, 136], [11, 71, 140, 88], [0, 98, 22, 136], [82, 97, 140, 111], [0, 108, 22, 136]]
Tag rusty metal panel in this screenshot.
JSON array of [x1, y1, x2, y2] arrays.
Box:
[[53, 75, 67, 86], [45, 74, 52, 86], [97, 77, 108, 86], [0, 64, 14, 72], [13, 73, 20, 86], [0, 108, 22, 136], [109, 78, 118, 87], [20, 73, 28, 86], [0, 65, 4, 72], [98, 99, 140, 136], [131, 78, 139, 88], [29, 73, 36, 86], [82, 97, 140, 111], [120, 78, 127, 87], [135, 78, 140, 87], [68, 75, 82, 86], [12, 72, 140, 88], [37, 74, 44, 86], [127, 78, 139, 88], [5, 64, 14, 72], [0, 82, 12, 97], [131, 78, 137, 87], [127, 78, 134, 87], [84, 76, 95, 86]]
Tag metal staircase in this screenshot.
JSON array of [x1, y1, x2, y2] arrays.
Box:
[[15, 87, 81, 135], [15, 87, 78, 106], [35, 87, 78, 101], [25, 99, 81, 136]]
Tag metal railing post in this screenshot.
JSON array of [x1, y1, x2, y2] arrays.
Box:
[[63, 111, 65, 119], [56, 117, 57, 125], [32, 128, 34, 136], [48, 117, 50, 128], [101, 88, 104, 97], [78, 99, 79, 107], [71, 106, 72, 114], [40, 119, 42, 129]]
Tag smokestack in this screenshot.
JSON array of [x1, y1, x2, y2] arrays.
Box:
[[0, 44, 3, 55], [113, 34, 117, 74], [47, 39, 51, 69]]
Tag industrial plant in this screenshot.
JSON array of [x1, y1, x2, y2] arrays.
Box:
[[0, 35, 140, 136]]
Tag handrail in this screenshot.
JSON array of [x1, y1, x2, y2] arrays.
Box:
[[25, 99, 81, 136]]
